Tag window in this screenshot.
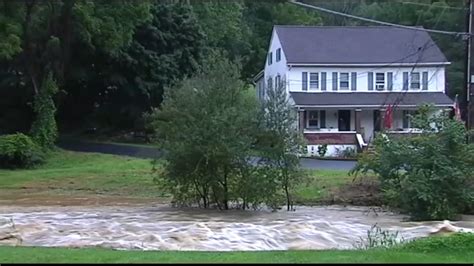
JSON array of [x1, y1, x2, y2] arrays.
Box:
[[302, 72, 308, 91], [276, 48, 281, 62], [268, 52, 273, 65], [340, 72, 349, 89], [267, 77, 273, 90], [403, 110, 416, 128], [375, 73, 385, 90], [275, 75, 281, 88], [411, 72, 420, 89], [309, 73, 319, 89], [307, 111, 319, 128]]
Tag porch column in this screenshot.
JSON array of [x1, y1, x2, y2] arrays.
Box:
[[380, 108, 386, 131], [298, 109, 305, 133], [355, 109, 362, 134]]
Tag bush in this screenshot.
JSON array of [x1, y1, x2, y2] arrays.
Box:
[[317, 144, 327, 157], [0, 133, 45, 169], [352, 105, 474, 220]]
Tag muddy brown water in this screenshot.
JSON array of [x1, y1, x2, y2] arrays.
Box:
[[1, 205, 473, 251]]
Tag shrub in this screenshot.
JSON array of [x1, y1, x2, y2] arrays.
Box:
[[0, 133, 45, 169], [352, 105, 474, 220], [317, 144, 327, 157]]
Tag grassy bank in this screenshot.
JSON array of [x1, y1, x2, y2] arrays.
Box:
[[0, 150, 167, 205], [0, 150, 370, 206], [1, 234, 472, 263]]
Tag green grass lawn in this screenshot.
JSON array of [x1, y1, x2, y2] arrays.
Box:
[[1, 234, 473, 263], [0, 150, 358, 205], [0, 150, 168, 204]]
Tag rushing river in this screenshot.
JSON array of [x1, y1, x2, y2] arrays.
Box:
[[0, 205, 473, 251]]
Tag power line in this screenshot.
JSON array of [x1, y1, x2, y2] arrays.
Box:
[[399, 1, 468, 11], [288, 0, 471, 37]]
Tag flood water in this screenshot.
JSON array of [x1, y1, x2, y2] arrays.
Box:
[[1, 205, 473, 251]]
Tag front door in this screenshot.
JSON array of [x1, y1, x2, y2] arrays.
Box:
[[373, 110, 381, 132], [338, 110, 351, 131]]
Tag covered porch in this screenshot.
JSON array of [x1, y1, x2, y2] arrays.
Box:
[[291, 92, 454, 156]]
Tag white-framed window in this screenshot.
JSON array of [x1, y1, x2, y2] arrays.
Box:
[[307, 110, 319, 128], [309, 73, 319, 89], [276, 48, 281, 62], [267, 77, 273, 90], [275, 75, 281, 88], [268, 52, 273, 65], [402, 110, 416, 128], [411, 72, 420, 89], [375, 72, 385, 90], [340, 72, 349, 89]]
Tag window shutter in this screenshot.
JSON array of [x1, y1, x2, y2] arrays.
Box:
[[351, 72, 357, 91], [320, 110, 326, 128], [403, 72, 409, 90], [302, 72, 308, 91], [403, 110, 409, 128], [321, 72, 327, 91], [332, 72, 338, 91], [368, 72, 374, 91], [422, 72, 428, 90], [387, 72, 393, 91]]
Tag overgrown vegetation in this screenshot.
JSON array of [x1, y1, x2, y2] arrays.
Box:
[[352, 105, 474, 220], [0, 133, 45, 169], [354, 224, 406, 250], [30, 72, 59, 149]]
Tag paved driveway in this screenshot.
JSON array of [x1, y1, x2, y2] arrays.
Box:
[[57, 140, 356, 171]]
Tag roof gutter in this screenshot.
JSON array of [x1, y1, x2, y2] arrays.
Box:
[[287, 62, 451, 67]]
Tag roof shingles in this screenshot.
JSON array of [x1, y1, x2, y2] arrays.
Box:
[[275, 26, 448, 65]]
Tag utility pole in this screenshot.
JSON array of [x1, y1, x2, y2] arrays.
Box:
[[467, 0, 474, 132]]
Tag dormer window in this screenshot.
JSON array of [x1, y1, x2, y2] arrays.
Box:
[[339, 73, 349, 89], [268, 52, 273, 65], [276, 48, 281, 62], [375, 73, 385, 90]]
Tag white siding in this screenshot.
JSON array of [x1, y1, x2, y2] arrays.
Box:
[[287, 66, 445, 93], [264, 29, 289, 97]]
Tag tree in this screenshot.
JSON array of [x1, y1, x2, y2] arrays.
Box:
[[0, 0, 152, 134], [148, 55, 278, 209], [259, 81, 306, 211], [352, 105, 474, 220], [60, 2, 205, 129], [30, 72, 58, 148]]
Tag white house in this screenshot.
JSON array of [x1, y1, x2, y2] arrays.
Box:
[[255, 26, 454, 157]]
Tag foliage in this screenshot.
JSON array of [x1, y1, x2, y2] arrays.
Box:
[[355, 224, 406, 250], [352, 105, 474, 220], [0, 133, 45, 169], [336, 147, 356, 158], [148, 55, 278, 210], [317, 144, 328, 157], [259, 81, 307, 211], [62, 2, 205, 129], [30, 72, 59, 149]]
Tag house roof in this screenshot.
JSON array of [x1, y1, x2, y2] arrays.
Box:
[[290, 92, 453, 107], [275, 26, 449, 65]]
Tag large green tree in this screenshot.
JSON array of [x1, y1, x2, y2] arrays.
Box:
[[60, 2, 205, 129], [0, 0, 152, 133]]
